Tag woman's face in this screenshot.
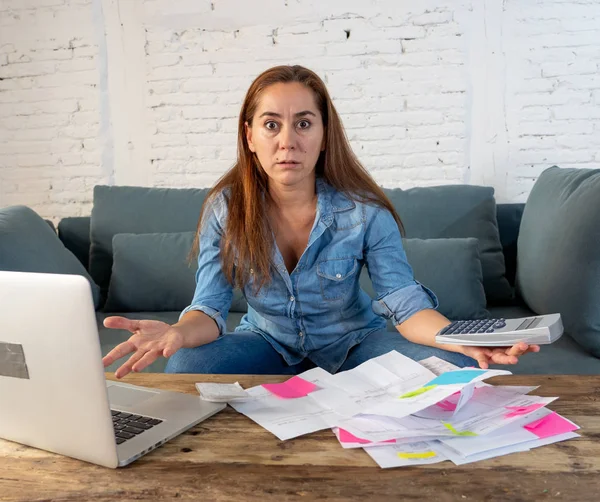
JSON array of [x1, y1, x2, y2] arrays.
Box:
[[246, 82, 325, 189]]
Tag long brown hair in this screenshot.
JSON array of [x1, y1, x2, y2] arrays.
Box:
[[190, 65, 404, 291]]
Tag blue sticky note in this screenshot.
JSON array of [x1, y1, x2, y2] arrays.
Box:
[[425, 369, 487, 386]]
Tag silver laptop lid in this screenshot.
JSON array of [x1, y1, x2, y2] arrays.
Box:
[[0, 271, 119, 468]]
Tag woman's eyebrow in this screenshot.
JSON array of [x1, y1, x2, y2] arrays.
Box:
[[258, 110, 317, 118]]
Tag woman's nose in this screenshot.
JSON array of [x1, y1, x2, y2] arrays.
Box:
[[278, 125, 297, 150]]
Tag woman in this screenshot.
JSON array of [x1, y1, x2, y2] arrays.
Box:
[[103, 65, 538, 378]]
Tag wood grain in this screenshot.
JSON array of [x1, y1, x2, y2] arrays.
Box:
[[1, 374, 598, 502]]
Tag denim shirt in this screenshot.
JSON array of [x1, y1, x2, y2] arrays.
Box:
[[180, 178, 439, 373]]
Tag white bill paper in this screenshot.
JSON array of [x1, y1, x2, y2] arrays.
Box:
[[364, 441, 448, 468]]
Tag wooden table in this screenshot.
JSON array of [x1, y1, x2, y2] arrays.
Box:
[[1, 374, 599, 502]]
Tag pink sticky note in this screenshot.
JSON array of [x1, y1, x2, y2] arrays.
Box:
[[436, 391, 461, 411], [524, 412, 579, 439], [338, 428, 396, 445], [338, 428, 371, 444], [261, 383, 305, 398], [436, 399, 457, 411], [504, 403, 545, 418], [262, 376, 318, 399], [287, 376, 318, 395]]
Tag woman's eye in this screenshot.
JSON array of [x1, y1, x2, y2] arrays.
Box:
[[265, 121, 278, 130], [297, 120, 311, 129]]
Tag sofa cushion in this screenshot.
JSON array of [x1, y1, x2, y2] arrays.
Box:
[[90, 185, 209, 298], [496, 203, 525, 287], [0, 205, 101, 309], [106, 231, 488, 320], [57, 216, 91, 270], [517, 166, 600, 358], [361, 237, 488, 321], [383, 185, 512, 304], [104, 232, 247, 313]]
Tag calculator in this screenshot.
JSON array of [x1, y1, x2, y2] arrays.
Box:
[[435, 313, 564, 346]]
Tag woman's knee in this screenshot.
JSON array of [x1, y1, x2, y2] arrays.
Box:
[[342, 330, 478, 371], [164, 347, 200, 374], [164, 332, 297, 374]]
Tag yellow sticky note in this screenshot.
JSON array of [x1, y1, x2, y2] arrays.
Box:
[[399, 385, 437, 399], [398, 451, 437, 459], [443, 422, 478, 436]]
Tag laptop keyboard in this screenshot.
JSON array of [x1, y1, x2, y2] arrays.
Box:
[[111, 410, 163, 445]]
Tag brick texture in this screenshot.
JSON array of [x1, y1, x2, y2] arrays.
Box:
[[0, 0, 599, 221]]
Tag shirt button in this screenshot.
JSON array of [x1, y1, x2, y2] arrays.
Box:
[[249, 268, 254, 274], [335, 273, 342, 279], [289, 296, 295, 302], [298, 331, 304, 337]]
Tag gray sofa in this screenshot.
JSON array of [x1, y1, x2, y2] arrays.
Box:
[[2, 166, 599, 375]]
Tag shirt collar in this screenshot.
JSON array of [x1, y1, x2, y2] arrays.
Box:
[[316, 178, 356, 226]]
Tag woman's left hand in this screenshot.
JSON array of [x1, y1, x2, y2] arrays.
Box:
[[461, 342, 540, 369]]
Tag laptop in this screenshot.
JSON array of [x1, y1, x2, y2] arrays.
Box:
[[0, 270, 225, 468]]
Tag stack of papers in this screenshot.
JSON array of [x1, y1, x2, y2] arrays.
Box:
[[196, 351, 579, 468]]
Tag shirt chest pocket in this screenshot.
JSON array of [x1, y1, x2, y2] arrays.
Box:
[[317, 257, 358, 301]]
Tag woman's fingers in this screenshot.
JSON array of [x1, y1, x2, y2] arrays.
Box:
[[131, 348, 162, 373], [103, 324, 181, 376], [489, 349, 519, 365], [506, 343, 530, 357], [476, 358, 489, 369], [465, 348, 491, 369], [465, 342, 541, 369], [103, 316, 140, 333], [102, 340, 136, 367], [115, 349, 148, 379]]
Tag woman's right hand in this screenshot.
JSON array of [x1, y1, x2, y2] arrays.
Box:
[[102, 316, 185, 379]]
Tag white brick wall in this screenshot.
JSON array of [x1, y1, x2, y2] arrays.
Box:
[[0, 0, 599, 221], [0, 0, 108, 218], [502, 0, 600, 201]]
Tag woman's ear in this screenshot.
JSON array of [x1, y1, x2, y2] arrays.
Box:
[[245, 122, 256, 152]]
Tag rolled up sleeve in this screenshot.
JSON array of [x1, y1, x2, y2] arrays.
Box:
[[364, 206, 439, 326], [179, 303, 228, 336], [179, 194, 232, 336]]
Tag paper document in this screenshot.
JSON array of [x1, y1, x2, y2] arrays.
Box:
[[222, 351, 580, 469], [229, 385, 342, 440], [432, 431, 580, 465], [418, 356, 460, 375], [232, 351, 446, 439], [364, 441, 448, 468], [336, 385, 541, 442]]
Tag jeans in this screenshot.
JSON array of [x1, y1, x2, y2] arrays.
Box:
[[164, 329, 477, 374]]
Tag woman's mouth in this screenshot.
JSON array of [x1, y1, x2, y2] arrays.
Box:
[[277, 161, 300, 168]]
